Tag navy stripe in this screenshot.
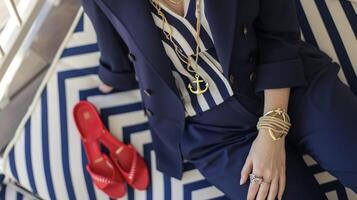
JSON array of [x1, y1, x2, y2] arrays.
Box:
[[340, 0, 357, 39], [296, 0, 318, 46], [61, 44, 99, 58], [24, 120, 37, 194], [210, 197, 230, 200], [185, 0, 195, 20], [9, 148, 19, 181], [41, 89, 56, 199], [164, 175, 172, 200], [57, 67, 99, 200], [201, 85, 217, 108], [0, 184, 6, 199], [16, 192, 23, 200], [315, 0, 357, 95], [74, 14, 84, 33]]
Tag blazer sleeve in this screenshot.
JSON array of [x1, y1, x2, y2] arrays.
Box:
[[81, 0, 138, 90], [253, 0, 307, 93]]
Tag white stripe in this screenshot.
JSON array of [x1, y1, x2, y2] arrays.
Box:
[[4, 187, 17, 200], [93, 189, 111, 200], [14, 130, 31, 191], [31, 100, 50, 200], [59, 52, 100, 72], [172, 71, 197, 116], [162, 42, 210, 111], [191, 186, 225, 200], [183, 0, 190, 17], [151, 152, 165, 200]]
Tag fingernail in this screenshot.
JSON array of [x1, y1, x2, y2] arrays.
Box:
[[239, 179, 243, 185]]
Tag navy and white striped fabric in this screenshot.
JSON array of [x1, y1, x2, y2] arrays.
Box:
[[0, 174, 36, 200], [150, 0, 234, 117], [1, 0, 357, 199]]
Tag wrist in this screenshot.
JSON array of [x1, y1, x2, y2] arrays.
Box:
[[257, 108, 291, 140], [257, 128, 286, 145]]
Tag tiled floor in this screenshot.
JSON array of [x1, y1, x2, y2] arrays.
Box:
[[0, 0, 81, 151]]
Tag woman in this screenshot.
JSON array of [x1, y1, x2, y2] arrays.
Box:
[[82, 0, 357, 199]]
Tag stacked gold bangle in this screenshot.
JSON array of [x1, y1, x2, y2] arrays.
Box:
[[256, 108, 291, 140]]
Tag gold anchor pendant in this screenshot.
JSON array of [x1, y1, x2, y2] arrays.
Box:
[[188, 74, 209, 95]]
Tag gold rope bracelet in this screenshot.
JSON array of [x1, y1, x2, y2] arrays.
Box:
[[256, 108, 291, 140]]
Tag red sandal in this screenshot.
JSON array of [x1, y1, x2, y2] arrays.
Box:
[[74, 101, 150, 190], [73, 102, 126, 198], [100, 130, 150, 190]]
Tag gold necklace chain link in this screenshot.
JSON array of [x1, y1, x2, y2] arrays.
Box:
[[150, 0, 209, 95], [168, 0, 184, 5]]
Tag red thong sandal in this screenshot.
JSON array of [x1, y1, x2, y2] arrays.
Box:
[[101, 133, 150, 190], [74, 101, 150, 190], [73, 102, 126, 198]]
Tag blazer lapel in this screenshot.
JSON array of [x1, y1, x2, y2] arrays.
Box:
[[94, 0, 180, 97], [205, 0, 238, 78]]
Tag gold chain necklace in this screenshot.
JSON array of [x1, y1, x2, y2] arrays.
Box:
[[168, 0, 184, 5], [150, 0, 209, 95]]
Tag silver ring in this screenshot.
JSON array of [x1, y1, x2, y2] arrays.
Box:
[[249, 173, 270, 185]]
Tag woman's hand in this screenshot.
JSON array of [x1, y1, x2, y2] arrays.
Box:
[[99, 83, 114, 93], [240, 129, 286, 200]]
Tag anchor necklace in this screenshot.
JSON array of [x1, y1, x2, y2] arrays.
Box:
[[150, 0, 209, 95]]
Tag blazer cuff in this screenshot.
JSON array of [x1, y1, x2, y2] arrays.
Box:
[[254, 59, 308, 93], [98, 63, 138, 91]]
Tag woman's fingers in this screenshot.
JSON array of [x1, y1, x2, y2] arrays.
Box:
[[278, 169, 286, 200], [240, 156, 253, 185], [267, 176, 279, 200], [247, 178, 260, 200], [255, 181, 270, 200]]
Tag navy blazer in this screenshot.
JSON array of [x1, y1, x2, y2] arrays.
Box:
[[81, 0, 333, 179]]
